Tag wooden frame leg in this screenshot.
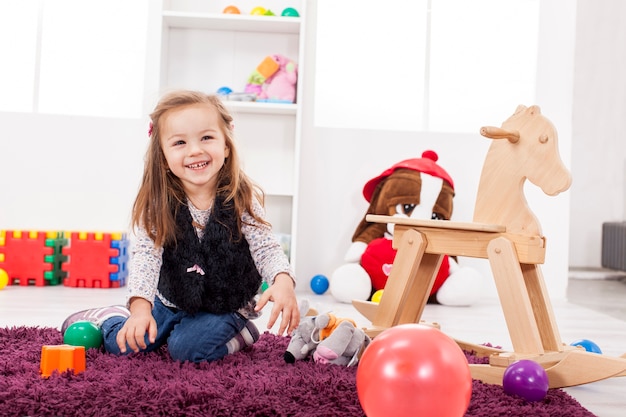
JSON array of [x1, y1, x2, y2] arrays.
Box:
[[520, 263, 563, 352], [395, 252, 442, 325], [353, 229, 442, 336], [487, 237, 545, 354], [371, 229, 428, 329]]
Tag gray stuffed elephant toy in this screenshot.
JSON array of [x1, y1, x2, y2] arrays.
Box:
[[284, 312, 371, 367]]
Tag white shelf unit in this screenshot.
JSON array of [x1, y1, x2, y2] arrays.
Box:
[[156, 1, 305, 264]]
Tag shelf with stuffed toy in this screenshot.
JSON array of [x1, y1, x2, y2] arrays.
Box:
[[222, 100, 297, 115], [162, 10, 301, 33], [154, 0, 305, 262]]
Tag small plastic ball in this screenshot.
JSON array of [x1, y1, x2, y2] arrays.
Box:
[[216, 86, 232, 96], [329, 264, 372, 303], [222, 5, 241, 14], [502, 359, 549, 402], [310, 274, 329, 294], [570, 339, 602, 354], [281, 7, 300, 17], [357, 324, 472, 417], [0, 268, 8, 290], [371, 289, 384, 303], [250, 6, 266, 15], [63, 321, 103, 350]]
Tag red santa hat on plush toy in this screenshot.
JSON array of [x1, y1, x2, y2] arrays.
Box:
[[362, 150, 454, 202]]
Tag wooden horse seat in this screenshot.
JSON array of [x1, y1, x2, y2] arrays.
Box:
[[352, 105, 626, 388]]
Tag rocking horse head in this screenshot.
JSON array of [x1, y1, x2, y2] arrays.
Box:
[[473, 105, 572, 236]]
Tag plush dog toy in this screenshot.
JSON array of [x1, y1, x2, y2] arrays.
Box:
[[330, 150, 483, 306], [284, 312, 370, 367]]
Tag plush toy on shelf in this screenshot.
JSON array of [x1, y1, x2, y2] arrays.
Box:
[[257, 54, 298, 103], [244, 55, 280, 96], [330, 150, 484, 306], [243, 54, 298, 103]]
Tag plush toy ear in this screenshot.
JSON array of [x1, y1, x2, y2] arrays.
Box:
[[351, 179, 389, 244], [298, 298, 317, 317], [433, 181, 455, 220], [351, 169, 422, 244]]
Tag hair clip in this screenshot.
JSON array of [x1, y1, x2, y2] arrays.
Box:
[[148, 122, 153, 137]]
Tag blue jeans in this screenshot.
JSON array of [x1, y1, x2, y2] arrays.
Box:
[[100, 297, 247, 363]]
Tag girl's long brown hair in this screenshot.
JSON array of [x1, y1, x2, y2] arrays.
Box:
[[132, 90, 268, 247]]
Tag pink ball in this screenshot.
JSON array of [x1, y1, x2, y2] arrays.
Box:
[[357, 324, 472, 417]]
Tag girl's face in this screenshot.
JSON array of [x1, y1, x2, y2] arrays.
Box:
[[160, 103, 230, 201]]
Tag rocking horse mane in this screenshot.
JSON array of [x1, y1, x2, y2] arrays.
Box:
[[472, 105, 572, 237]]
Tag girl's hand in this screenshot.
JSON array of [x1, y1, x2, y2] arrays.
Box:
[[255, 273, 300, 335], [116, 297, 157, 353]]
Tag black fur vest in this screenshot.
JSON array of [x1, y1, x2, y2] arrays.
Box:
[[157, 196, 262, 315]]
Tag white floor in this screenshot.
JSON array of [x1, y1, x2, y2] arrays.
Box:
[[1, 278, 625, 417]]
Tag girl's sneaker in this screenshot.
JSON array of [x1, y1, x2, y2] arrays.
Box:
[[61, 305, 130, 334], [226, 320, 260, 354]]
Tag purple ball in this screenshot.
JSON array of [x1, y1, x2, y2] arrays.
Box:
[[502, 359, 549, 402]]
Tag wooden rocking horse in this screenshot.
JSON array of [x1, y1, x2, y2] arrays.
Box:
[[352, 105, 626, 388]]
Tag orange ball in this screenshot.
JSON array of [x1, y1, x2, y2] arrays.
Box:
[[223, 5, 241, 14]]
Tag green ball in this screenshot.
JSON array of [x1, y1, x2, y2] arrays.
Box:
[[281, 7, 299, 17], [63, 321, 103, 349]]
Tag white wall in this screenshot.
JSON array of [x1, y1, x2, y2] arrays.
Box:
[[295, 0, 577, 300], [2, 0, 623, 300], [568, 0, 626, 267], [0, 112, 146, 232]]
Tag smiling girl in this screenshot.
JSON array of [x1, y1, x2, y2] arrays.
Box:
[[61, 90, 300, 363]]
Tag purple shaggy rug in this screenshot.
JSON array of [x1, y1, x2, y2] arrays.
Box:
[[0, 327, 595, 417]]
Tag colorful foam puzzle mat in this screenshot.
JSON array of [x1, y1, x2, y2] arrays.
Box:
[[0, 230, 129, 288]]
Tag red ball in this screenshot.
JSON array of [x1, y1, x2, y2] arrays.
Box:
[[357, 324, 472, 417]]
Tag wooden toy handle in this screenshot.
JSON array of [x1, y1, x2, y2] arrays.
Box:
[[480, 126, 520, 143]]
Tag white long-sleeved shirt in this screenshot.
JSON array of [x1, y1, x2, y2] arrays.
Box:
[[126, 198, 294, 314]]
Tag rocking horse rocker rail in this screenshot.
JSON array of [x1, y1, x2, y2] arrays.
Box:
[[352, 104, 626, 388]]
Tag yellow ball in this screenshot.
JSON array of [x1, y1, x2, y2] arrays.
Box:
[[250, 6, 266, 15], [371, 289, 384, 303], [0, 268, 9, 290]]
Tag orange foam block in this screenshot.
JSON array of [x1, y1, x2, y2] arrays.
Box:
[[40, 344, 86, 378], [256, 56, 279, 79]]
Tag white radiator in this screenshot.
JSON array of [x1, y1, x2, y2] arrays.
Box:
[[602, 222, 626, 271]]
